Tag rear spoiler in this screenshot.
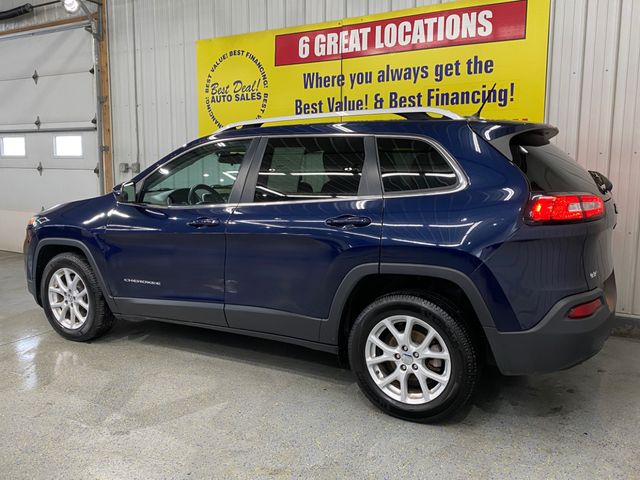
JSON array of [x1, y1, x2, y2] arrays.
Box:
[[470, 121, 613, 194], [468, 121, 559, 162]]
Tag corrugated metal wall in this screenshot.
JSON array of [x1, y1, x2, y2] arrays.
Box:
[[107, 0, 640, 316], [545, 0, 640, 317]]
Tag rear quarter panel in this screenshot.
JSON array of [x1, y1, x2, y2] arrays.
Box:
[[478, 222, 591, 330], [380, 124, 530, 331]]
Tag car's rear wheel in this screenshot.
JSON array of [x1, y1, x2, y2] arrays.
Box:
[[41, 252, 115, 341], [348, 294, 480, 423]]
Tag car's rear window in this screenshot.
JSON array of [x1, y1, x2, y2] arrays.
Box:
[[510, 142, 601, 196]]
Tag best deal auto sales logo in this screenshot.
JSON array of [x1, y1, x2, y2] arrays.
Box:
[[203, 49, 269, 128]]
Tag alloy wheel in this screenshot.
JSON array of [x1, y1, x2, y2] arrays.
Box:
[[47, 267, 90, 330], [365, 314, 451, 405]]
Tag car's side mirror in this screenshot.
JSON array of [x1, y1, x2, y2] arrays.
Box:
[[114, 182, 137, 203]]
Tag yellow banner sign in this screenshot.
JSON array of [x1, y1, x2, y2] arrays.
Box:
[[197, 0, 550, 136]]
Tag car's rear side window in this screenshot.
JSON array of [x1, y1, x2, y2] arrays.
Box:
[[376, 137, 458, 193], [253, 136, 365, 202]]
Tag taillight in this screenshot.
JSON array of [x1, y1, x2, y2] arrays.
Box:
[[568, 298, 602, 319], [526, 194, 604, 223]]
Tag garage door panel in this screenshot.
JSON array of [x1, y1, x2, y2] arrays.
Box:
[[0, 79, 38, 125], [0, 168, 100, 213], [0, 72, 95, 126], [0, 27, 93, 79], [0, 24, 100, 252], [0, 131, 96, 169]]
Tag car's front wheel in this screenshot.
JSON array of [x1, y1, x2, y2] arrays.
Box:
[[41, 252, 115, 341], [348, 294, 480, 423]]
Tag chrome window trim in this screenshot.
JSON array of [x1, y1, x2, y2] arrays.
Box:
[[236, 133, 468, 206], [116, 131, 469, 210], [234, 194, 383, 208], [374, 134, 469, 198]]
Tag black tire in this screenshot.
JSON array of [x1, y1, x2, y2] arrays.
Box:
[[40, 252, 115, 341], [348, 294, 480, 423]]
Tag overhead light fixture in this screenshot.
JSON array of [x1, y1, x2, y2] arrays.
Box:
[[59, 0, 103, 40], [62, 0, 80, 13]]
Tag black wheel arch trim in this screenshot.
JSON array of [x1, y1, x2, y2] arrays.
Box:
[[33, 238, 118, 312], [320, 262, 495, 345]]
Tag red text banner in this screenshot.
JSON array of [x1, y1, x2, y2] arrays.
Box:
[[275, 0, 527, 66]]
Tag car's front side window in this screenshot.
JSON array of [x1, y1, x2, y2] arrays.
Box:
[[139, 140, 250, 206], [253, 136, 365, 203]]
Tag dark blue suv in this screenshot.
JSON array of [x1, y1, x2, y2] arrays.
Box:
[[24, 108, 617, 422]]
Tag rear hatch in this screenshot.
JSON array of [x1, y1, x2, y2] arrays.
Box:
[[471, 121, 617, 320]]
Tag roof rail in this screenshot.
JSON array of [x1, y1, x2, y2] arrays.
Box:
[[212, 107, 463, 134]]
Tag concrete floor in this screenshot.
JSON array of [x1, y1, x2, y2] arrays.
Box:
[[1, 251, 639, 479]]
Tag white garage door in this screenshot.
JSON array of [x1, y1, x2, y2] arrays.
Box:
[[0, 24, 100, 252]]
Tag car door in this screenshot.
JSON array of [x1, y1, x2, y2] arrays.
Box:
[[224, 134, 383, 341], [99, 138, 255, 326]]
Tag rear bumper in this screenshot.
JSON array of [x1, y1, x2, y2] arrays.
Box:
[[484, 282, 615, 375]]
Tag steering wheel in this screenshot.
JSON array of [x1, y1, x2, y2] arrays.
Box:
[[188, 184, 224, 205]]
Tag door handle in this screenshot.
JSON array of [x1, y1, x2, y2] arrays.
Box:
[[325, 215, 372, 228], [188, 217, 220, 227]]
